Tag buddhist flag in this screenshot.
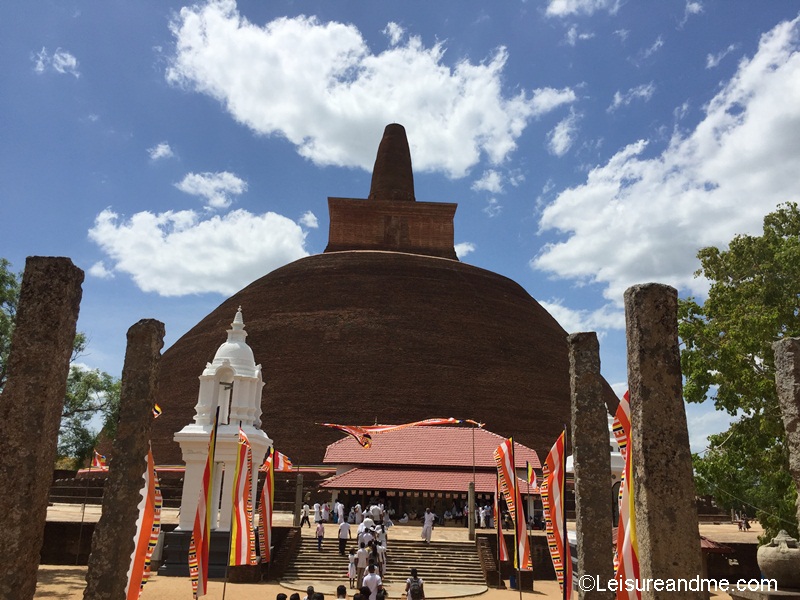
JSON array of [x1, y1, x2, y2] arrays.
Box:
[[152, 403, 162, 419], [493, 438, 532, 571], [320, 418, 485, 449], [495, 473, 510, 562], [259, 449, 292, 472], [258, 448, 274, 563], [527, 461, 537, 489], [230, 428, 257, 566], [189, 408, 219, 598], [92, 450, 107, 470], [614, 391, 640, 599], [125, 446, 162, 600], [543, 431, 572, 599]]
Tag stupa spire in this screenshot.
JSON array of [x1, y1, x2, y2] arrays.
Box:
[[368, 123, 416, 202]]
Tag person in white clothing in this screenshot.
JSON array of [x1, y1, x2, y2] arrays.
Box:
[[421, 508, 436, 543], [405, 568, 425, 600], [313, 502, 321, 523], [337, 501, 345, 524], [338, 519, 351, 555], [362, 564, 383, 600]]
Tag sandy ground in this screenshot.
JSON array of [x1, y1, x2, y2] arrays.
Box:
[[38, 505, 756, 599]]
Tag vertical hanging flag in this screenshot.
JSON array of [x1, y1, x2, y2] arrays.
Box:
[[258, 448, 274, 563], [92, 450, 107, 470], [125, 446, 162, 600], [543, 431, 572, 599], [614, 391, 640, 599], [230, 428, 257, 566], [493, 438, 532, 571], [495, 472, 510, 562], [189, 408, 220, 599], [527, 461, 538, 489]]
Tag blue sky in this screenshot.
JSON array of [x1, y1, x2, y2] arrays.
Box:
[[3, 1, 800, 452]]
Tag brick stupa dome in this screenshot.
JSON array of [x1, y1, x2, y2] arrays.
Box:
[[151, 124, 591, 466]]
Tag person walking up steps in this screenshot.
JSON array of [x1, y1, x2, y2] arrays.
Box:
[[421, 508, 435, 544], [300, 503, 311, 528], [405, 568, 424, 600], [316, 520, 325, 551]]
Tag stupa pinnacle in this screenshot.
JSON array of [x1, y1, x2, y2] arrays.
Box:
[[368, 123, 416, 202]]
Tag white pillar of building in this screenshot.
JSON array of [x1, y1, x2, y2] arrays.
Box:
[[174, 307, 273, 531]]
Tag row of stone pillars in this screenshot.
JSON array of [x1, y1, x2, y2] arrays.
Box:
[[569, 283, 800, 599], [0, 257, 165, 600]]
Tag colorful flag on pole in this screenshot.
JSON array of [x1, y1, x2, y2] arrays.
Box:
[[258, 448, 274, 563], [152, 403, 162, 419], [125, 446, 162, 600], [493, 438, 532, 571], [526, 461, 537, 489], [543, 431, 572, 599], [614, 391, 640, 599], [92, 450, 108, 470], [495, 473, 510, 562], [230, 428, 257, 566], [189, 408, 219, 598], [260, 450, 293, 472], [320, 418, 485, 448]]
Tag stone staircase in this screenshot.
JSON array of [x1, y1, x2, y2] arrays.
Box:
[[282, 538, 485, 586]]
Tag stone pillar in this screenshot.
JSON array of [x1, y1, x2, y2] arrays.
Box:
[[468, 482, 476, 541], [294, 473, 304, 527], [84, 319, 165, 600], [624, 284, 706, 600], [0, 257, 83, 600], [773, 337, 800, 529], [568, 332, 614, 600]]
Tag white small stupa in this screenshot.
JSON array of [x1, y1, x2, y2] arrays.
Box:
[[174, 307, 272, 531]]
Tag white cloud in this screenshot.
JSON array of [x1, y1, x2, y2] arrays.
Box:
[[685, 402, 740, 454], [88, 261, 114, 279], [383, 22, 404, 46], [483, 198, 502, 218], [166, 2, 575, 178], [175, 171, 247, 209], [546, 0, 620, 17], [88, 208, 308, 296], [706, 43, 738, 69], [148, 142, 175, 161], [32, 47, 80, 77], [565, 25, 595, 47], [472, 170, 504, 194], [639, 36, 665, 62], [531, 87, 577, 116], [548, 110, 580, 157], [299, 210, 319, 228], [614, 29, 630, 43], [680, 1, 704, 27], [539, 299, 624, 333], [607, 82, 656, 112], [454, 242, 476, 259], [534, 16, 800, 304]]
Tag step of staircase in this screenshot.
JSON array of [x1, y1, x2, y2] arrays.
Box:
[[283, 538, 486, 585]]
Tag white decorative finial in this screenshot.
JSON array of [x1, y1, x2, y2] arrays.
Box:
[[232, 306, 245, 331]]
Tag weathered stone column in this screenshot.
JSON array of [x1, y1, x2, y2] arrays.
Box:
[[773, 337, 800, 529], [0, 257, 83, 600], [569, 332, 614, 600], [625, 284, 706, 600], [84, 319, 165, 600], [294, 473, 304, 526]]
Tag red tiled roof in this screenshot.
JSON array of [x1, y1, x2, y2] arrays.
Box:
[[320, 466, 539, 495], [323, 426, 541, 469]]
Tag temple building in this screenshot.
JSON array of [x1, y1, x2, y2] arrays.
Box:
[[151, 123, 615, 468], [320, 425, 541, 520]]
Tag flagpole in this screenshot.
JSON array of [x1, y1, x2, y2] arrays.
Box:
[[495, 470, 502, 587], [562, 425, 569, 600], [526, 461, 534, 592], [511, 439, 522, 600]]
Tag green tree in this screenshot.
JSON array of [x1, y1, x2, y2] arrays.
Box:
[[0, 259, 120, 469], [0, 258, 20, 390], [679, 202, 800, 540]]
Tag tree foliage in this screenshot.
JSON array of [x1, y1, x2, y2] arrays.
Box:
[[679, 202, 800, 540], [0, 259, 120, 469]]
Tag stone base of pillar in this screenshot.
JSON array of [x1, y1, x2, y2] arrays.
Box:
[[159, 530, 233, 578]]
